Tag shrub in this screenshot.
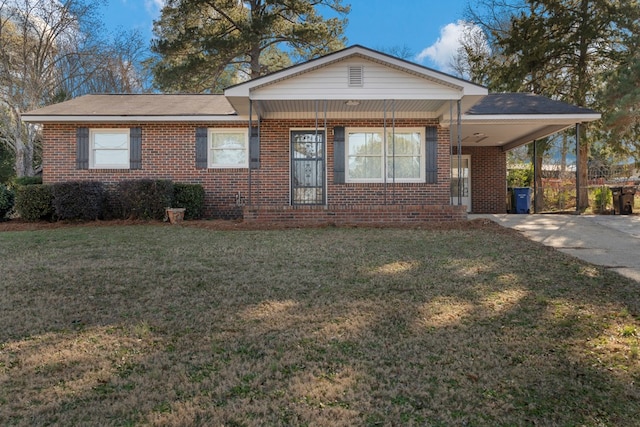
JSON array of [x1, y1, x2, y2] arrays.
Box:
[[117, 179, 174, 220], [507, 166, 533, 188], [173, 183, 205, 220], [0, 184, 14, 220], [51, 181, 105, 220], [15, 184, 54, 221], [593, 186, 612, 213], [13, 176, 42, 186]]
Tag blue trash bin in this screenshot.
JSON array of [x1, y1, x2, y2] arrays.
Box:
[[513, 187, 532, 214]]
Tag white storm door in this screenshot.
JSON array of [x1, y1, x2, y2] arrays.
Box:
[[451, 155, 471, 212]]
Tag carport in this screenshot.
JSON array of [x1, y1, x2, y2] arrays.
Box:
[[446, 93, 601, 212]]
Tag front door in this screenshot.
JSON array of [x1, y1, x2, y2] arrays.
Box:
[[291, 130, 325, 205], [451, 155, 471, 212]]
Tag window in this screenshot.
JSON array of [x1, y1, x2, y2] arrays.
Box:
[[346, 128, 424, 183], [90, 129, 130, 169], [209, 129, 248, 168]]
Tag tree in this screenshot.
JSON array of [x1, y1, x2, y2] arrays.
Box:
[[0, 0, 103, 177], [599, 49, 640, 161], [0, 0, 152, 178], [149, 0, 350, 93], [464, 0, 640, 211]]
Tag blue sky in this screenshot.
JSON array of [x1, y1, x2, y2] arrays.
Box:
[[102, 0, 470, 72]]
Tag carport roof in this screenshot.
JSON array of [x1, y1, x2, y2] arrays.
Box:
[[467, 93, 598, 116]]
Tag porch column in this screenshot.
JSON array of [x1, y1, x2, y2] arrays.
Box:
[[457, 99, 462, 206], [575, 122, 580, 213]]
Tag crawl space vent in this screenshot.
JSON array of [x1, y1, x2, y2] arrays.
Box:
[[348, 65, 363, 87]]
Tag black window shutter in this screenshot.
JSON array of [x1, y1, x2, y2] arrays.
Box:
[[333, 126, 345, 183], [130, 127, 142, 169], [76, 127, 89, 169], [195, 127, 208, 169], [425, 126, 438, 184], [249, 125, 260, 169]]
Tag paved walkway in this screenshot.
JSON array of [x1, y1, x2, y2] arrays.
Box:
[[471, 214, 640, 282]]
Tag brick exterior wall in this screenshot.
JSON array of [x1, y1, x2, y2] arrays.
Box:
[[457, 146, 507, 214], [41, 119, 506, 221]]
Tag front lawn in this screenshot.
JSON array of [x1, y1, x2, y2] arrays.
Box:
[[1, 223, 639, 426]]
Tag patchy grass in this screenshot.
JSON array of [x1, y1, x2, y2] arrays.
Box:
[[0, 223, 639, 426]]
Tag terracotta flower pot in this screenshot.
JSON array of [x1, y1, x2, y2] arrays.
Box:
[[165, 207, 186, 224]]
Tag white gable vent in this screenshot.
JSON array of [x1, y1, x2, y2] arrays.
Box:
[[348, 65, 364, 87]]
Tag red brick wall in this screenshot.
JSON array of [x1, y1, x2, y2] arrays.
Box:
[[249, 118, 451, 208], [41, 119, 505, 220], [455, 146, 507, 214], [43, 122, 250, 218]]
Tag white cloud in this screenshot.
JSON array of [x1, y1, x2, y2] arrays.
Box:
[[144, 0, 165, 15], [415, 21, 470, 73]]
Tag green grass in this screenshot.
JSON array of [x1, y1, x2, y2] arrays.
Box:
[[0, 222, 639, 426]]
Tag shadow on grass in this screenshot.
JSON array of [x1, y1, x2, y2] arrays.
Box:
[[0, 224, 639, 426]]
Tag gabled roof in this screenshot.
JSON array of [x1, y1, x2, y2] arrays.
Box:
[[226, 45, 487, 95], [22, 94, 238, 122], [224, 45, 488, 116]]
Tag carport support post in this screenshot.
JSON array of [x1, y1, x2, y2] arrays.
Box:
[[533, 139, 537, 214], [575, 123, 580, 213]]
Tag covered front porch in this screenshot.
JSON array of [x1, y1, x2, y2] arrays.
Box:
[[226, 46, 600, 222]]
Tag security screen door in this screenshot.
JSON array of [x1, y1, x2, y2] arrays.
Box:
[[291, 131, 325, 205]]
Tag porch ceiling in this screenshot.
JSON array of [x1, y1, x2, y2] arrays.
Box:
[[252, 99, 448, 119], [446, 119, 581, 150]]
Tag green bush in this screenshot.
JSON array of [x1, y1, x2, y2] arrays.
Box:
[[15, 184, 54, 221], [173, 183, 205, 220], [0, 184, 14, 220], [593, 186, 612, 212], [117, 179, 174, 220], [13, 176, 42, 186], [51, 181, 105, 220], [507, 166, 533, 188]]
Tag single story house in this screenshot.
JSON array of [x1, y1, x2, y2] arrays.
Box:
[[22, 45, 600, 223]]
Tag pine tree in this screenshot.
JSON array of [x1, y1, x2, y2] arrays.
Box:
[[149, 0, 349, 92]]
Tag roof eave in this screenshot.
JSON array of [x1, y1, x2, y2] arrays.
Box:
[[461, 113, 602, 123], [21, 114, 246, 123]]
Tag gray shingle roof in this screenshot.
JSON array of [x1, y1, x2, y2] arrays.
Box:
[[466, 93, 598, 116]]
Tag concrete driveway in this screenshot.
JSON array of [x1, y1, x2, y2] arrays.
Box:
[[471, 214, 640, 282]]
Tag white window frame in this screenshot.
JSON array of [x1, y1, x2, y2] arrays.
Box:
[[208, 128, 249, 169], [345, 127, 425, 183], [90, 129, 130, 169]]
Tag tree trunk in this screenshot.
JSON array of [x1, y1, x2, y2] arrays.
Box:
[[575, 0, 591, 211]]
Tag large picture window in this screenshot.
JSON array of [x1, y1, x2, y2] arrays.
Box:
[[209, 129, 248, 168], [90, 129, 130, 169], [346, 128, 424, 183]]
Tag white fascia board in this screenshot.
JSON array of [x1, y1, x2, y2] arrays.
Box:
[[225, 46, 488, 98], [248, 92, 465, 101], [21, 115, 248, 123]]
